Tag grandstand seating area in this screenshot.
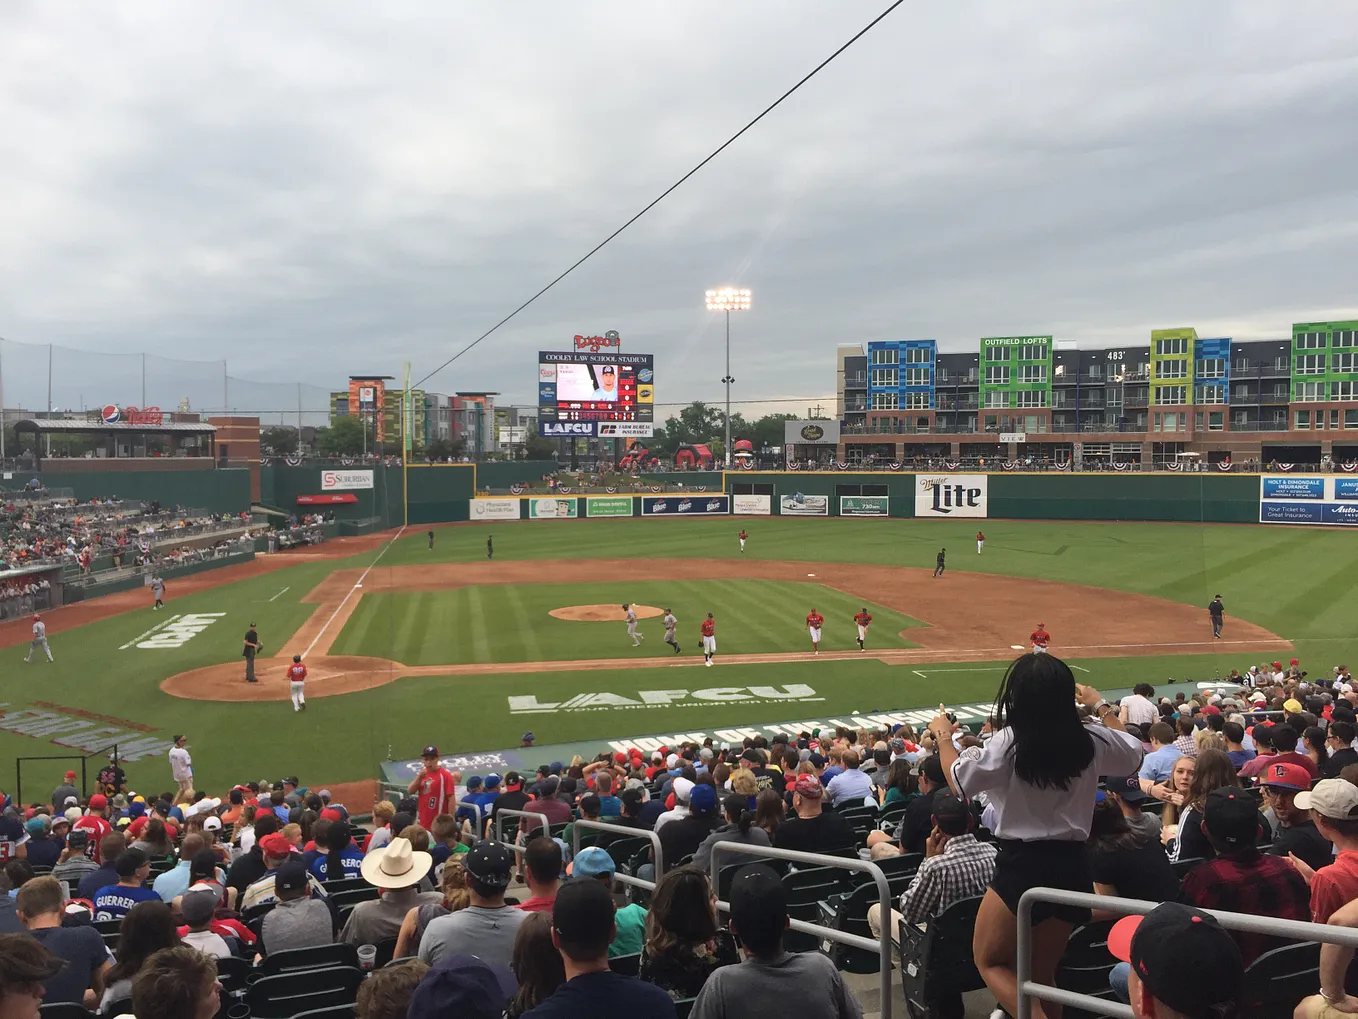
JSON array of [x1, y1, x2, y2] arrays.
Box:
[[4, 662, 1358, 1017]]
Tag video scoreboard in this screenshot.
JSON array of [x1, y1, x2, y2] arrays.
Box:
[[538, 350, 655, 437]]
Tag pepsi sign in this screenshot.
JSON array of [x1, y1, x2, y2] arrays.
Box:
[[101, 405, 121, 423]]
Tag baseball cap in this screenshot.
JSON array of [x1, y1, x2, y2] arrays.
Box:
[[503, 772, 522, 791], [258, 832, 292, 857], [275, 861, 309, 894], [930, 792, 971, 829], [1105, 775, 1146, 804], [1283, 698, 1304, 715], [1258, 761, 1312, 792], [465, 776, 483, 791], [1201, 788, 1259, 849], [463, 840, 514, 888], [64, 771, 76, 781], [793, 774, 823, 798], [87, 794, 107, 810], [320, 807, 344, 822], [551, 875, 616, 946], [1296, 778, 1358, 819], [571, 846, 616, 879], [180, 889, 217, 925], [422, 746, 440, 758], [24, 817, 46, 837], [729, 864, 786, 936], [689, 783, 718, 814], [1108, 903, 1242, 1017], [408, 955, 517, 1019], [66, 829, 88, 849], [485, 774, 501, 790], [50, 815, 70, 831], [203, 815, 222, 832], [808, 752, 826, 768], [672, 778, 694, 804]]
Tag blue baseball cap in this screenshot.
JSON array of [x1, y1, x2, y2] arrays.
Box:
[[571, 846, 616, 879], [465, 776, 483, 791], [689, 783, 718, 814], [407, 955, 516, 1019], [485, 774, 502, 790]]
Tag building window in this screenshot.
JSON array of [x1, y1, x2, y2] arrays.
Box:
[[935, 367, 949, 382], [1196, 384, 1225, 405], [1334, 352, 1357, 373], [984, 366, 1011, 386], [1233, 357, 1251, 371], [869, 347, 899, 365], [870, 391, 898, 410], [1087, 364, 1102, 379], [1155, 338, 1189, 356], [1019, 365, 1047, 384], [1296, 354, 1326, 375], [1153, 386, 1187, 405], [905, 367, 930, 386], [1196, 358, 1225, 378], [1295, 381, 1327, 402], [1106, 390, 1123, 408], [870, 367, 898, 387], [1334, 330, 1356, 348], [1296, 410, 1310, 429], [1015, 389, 1047, 408], [1209, 411, 1224, 430], [904, 392, 931, 410], [1155, 360, 1188, 379], [985, 346, 1009, 363], [904, 347, 931, 364], [983, 390, 1008, 409], [1019, 344, 1048, 362], [1347, 410, 1358, 428], [1296, 331, 1326, 349], [1334, 381, 1358, 401]]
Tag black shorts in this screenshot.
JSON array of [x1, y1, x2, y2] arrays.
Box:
[[990, 838, 1092, 925]]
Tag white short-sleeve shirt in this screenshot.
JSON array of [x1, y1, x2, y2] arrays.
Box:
[[1119, 694, 1158, 728], [951, 723, 1143, 842]]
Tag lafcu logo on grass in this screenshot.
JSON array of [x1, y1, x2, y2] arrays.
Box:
[[509, 684, 822, 715], [129, 613, 227, 650]]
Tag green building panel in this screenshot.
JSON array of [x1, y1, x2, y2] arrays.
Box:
[[978, 336, 1052, 411], [1292, 320, 1358, 402], [1149, 327, 1196, 410]]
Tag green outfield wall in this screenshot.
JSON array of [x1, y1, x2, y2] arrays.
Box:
[[10, 469, 252, 515], [986, 472, 1260, 522]]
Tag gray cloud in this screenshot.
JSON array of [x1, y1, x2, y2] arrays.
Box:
[[1, 2, 1356, 419]]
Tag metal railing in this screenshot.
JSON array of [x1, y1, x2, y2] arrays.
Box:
[[1015, 888, 1358, 1019], [571, 818, 664, 893], [454, 799, 484, 834], [708, 842, 895, 1019], [493, 807, 552, 851]]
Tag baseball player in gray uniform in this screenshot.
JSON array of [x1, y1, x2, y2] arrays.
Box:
[[623, 604, 644, 647], [151, 575, 166, 610], [25, 614, 52, 663], [662, 608, 680, 655]]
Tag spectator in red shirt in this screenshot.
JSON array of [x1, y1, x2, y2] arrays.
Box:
[[71, 796, 113, 863], [1288, 779, 1358, 924], [1238, 724, 1318, 781], [407, 747, 458, 830], [517, 837, 561, 913]]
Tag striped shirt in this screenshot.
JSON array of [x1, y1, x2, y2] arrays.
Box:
[[899, 834, 997, 925], [1173, 734, 1198, 759]]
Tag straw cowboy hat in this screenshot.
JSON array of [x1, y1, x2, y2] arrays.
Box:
[[359, 836, 433, 889]]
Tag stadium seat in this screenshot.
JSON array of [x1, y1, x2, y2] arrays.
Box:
[[216, 955, 253, 992], [93, 919, 122, 936], [674, 997, 697, 1019], [818, 881, 886, 973], [38, 1005, 93, 1017], [102, 998, 133, 1017], [372, 936, 398, 969], [1170, 857, 1206, 879], [898, 896, 985, 1019], [321, 877, 369, 895], [1241, 941, 1320, 1018], [327, 886, 381, 910], [1055, 919, 1117, 1007], [262, 943, 360, 975], [849, 852, 922, 887], [783, 870, 846, 954], [244, 966, 364, 1019], [604, 836, 651, 871], [292, 1007, 356, 1019], [609, 952, 642, 976], [836, 803, 879, 822]]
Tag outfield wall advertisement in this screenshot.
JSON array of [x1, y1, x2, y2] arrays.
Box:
[[732, 494, 771, 515], [585, 497, 634, 518], [915, 474, 988, 518], [471, 498, 521, 521], [840, 495, 889, 517], [779, 493, 829, 516], [641, 495, 730, 516], [1259, 475, 1358, 526], [528, 497, 579, 519]]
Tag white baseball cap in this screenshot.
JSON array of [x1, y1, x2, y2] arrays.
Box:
[[1296, 779, 1358, 820]]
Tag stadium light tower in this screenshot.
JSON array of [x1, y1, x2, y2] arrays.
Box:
[[704, 287, 751, 467]]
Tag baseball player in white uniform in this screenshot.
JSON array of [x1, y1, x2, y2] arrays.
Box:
[[25, 614, 52, 663], [151, 575, 166, 610], [623, 603, 644, 646], [662, 609, 680, 655]]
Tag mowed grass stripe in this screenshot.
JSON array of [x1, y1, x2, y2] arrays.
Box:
[[502, 584, 543, 662], [464, 587, 492, 664]]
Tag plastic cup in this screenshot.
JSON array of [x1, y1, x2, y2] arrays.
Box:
[[357, 944, 377, 971]]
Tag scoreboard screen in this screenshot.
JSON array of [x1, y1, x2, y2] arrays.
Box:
[[538, 351, 654, 436]]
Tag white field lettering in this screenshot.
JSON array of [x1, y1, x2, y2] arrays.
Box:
[[136, 612, 227, 649]]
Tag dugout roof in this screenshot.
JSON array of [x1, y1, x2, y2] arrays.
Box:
[[14, 419, 216, 436]]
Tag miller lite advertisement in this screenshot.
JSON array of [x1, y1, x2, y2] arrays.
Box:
[[915, 474, 988, 519]]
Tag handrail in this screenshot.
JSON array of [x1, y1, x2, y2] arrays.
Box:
[[493, 807, 552, 851], [708, 841, 894, 1019], [571, 818, 664, 892], [454, 799, 483, 833], [1015, 888, 1358, 1019]]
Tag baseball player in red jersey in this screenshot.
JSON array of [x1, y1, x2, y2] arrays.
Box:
[[738, 529, 748, 553], [407, 746, 459, 829], [701, 613, 717, 667], [288, 654, 308, 712], [853, 607, 872, 651], [1030, 622, 1051, 654], [976, 530, 985, 554], [806, 608, 825, 655]]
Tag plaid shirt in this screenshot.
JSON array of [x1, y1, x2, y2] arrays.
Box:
[[899, 834, 997, 926], [1173, 734, 1198, 758], [1177, 850, 1310, 965]]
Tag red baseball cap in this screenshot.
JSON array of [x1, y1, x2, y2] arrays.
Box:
[[88, 794, 107, 810], [1258, 761, 1311, 792], [64, 771, 76, 780], [320, 808, 343, 822], [1203, 705, 1221, 716], [613, 752, 628, 765], [259, 833, 292, 856]]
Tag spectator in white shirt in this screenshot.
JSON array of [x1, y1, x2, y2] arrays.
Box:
[[168, 736, 193, 801], [178, 889, 232, 958], [824, 750, 874, 808], [1118, 684, 1158, 728]]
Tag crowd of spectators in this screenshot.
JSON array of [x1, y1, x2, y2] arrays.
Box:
[[4, 655, 1358, 1018]]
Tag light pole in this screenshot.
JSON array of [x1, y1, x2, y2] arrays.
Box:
[[705, 287, 751, 467]]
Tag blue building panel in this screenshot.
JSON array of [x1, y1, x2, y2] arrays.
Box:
[[1194, 337, 1231, 403], [866, 340, 937, 409]]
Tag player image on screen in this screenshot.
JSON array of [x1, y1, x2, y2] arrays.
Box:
[[557, 363, 622, 402]]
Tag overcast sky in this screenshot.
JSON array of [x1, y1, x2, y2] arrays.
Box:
[[2, 2, 1357, 419]]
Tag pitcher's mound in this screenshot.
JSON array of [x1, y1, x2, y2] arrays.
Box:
[[550, 604, 664, 622]]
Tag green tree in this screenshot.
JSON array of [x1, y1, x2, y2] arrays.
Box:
[[261, 426, 299, 455], [523, 436, 559, 461], [315, 415, 368, 455], [421, 437, 466, 461]]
